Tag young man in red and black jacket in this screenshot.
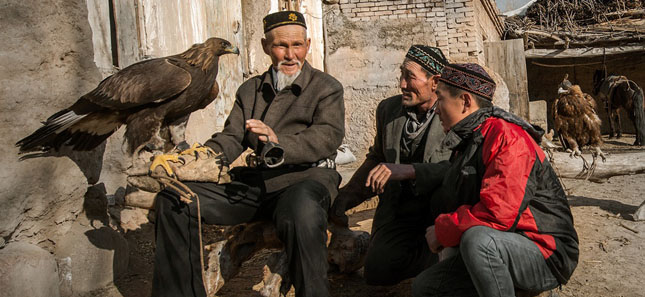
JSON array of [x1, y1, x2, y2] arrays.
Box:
[[380, 63, 579, 296], [417, 63, 579, 296]]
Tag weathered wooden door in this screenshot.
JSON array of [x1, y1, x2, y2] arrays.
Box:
[[484, 39, 530, 120]]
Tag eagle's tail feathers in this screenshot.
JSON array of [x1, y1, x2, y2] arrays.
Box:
[[16, 110, 86, 153], [71, 131, 112, 151]]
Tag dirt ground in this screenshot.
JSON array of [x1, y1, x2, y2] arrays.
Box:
[[107, 135, 644, 297]]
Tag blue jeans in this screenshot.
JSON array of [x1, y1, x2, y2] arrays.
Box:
[[412, 226, 559, 297]]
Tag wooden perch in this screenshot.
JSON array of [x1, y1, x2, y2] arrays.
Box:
[[548, 151, 645, 182], [252, 251, 291, 297], [204, 221, 370, 296], [204, 221, 284, 296]]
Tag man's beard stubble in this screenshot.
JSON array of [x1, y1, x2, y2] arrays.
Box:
[[275, 60, 302, 91]]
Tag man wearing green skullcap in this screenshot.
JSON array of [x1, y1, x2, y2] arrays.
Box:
[[329, 45, 451, 286]]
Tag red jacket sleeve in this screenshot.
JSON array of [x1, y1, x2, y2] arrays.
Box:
[[434, 120, 537, 247]]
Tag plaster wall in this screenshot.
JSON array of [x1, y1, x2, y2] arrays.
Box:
[[0, 0, 100, 249], [0, 1, 120, 295]]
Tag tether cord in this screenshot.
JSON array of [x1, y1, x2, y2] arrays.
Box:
[[157, 177, 208, 294]]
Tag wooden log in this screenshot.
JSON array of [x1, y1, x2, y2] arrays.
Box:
[[327, 224, 370, 274], [548, 151, 645, 182], [204, 221, 370, 296], [525, 46, 645, 59], [204, 221, 284, 295], [634, 200, 645, 221], [252, 251, 291, 297], [123, 186, 157, 209]]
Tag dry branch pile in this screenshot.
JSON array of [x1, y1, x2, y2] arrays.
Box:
[[504, 0, 645, 49]]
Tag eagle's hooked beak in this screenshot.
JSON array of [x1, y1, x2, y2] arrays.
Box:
[[225, 44, 240, 55]]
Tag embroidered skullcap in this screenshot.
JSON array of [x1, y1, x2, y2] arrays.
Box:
[[263, 11, 306, 33], [405, 45, 447, 75], [438, 63, 496, 101]]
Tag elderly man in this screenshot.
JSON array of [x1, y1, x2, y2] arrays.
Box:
[[151, 11, 344, 297], [407, 63, 579, 296], [329, 45, 450, 285]]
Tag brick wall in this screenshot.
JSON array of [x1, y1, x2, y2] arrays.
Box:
[[337, 0, 501, 63], [324, 1, 502, 162]]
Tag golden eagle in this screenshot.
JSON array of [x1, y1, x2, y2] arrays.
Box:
[[553, 74, 606, 178], [16, 37, 239, 155]]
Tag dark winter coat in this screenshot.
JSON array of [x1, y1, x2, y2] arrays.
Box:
[[415, 107, 579, 284], [205, 61, 345, 198], [339, 95, 451, 232]]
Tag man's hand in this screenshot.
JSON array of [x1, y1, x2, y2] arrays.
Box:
[[245, 119, 278, 143], [365, 163, 415, 194], [425, 225, 443, 253]]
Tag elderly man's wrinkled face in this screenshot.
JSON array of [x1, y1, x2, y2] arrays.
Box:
[[399, 59, 437, 110], [262, 25, 310, 76], [435, 82, 466, 133]]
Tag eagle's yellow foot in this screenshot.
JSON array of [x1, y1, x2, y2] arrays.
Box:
[[149, 154, 184, 177], [179, 143, 215, 158]]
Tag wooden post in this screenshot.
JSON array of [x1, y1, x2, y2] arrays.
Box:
[[484, 39, 530, 120]]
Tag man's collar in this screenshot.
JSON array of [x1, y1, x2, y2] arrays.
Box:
[[404, 101, 437, 123], [260, 61, 312, 95], [271, 67, 279, 90], [440, 108, 489, 150]]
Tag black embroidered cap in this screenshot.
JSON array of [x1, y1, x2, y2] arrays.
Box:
[[263, 11, 307, 33], [405, 45, 447, 75], [438, 63, 496, 101]]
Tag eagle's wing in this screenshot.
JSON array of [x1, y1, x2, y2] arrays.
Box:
[[82, 58, 192, 109]]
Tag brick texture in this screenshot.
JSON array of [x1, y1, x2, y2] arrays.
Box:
[[337, 0, 498, 63]]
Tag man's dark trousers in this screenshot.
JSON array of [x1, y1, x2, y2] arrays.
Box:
[[363, 189, 439, 285], [151, 172, 331, 297]]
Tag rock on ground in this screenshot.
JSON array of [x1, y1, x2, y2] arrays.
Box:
[[0, 242, 61, 297], [55, 219, 129, 296]]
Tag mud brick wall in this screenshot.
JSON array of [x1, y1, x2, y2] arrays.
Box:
[[326, 0, 502, 161]]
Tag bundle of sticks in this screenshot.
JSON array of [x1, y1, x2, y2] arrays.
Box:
[[504, 0, 645, 48]]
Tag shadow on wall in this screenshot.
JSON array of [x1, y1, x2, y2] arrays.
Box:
[[1, 1, 141, 295], [18, 144, 106, 185]]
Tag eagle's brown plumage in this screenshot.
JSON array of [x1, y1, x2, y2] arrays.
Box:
[[16, 37, 239, 155], [553, 75, 606, 177]]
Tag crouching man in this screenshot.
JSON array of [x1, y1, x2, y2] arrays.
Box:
[[329, 45, 450, 285], [382, 63, 579, 296]]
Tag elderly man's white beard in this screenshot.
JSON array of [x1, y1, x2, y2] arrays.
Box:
[[275, 60, 302, 91]]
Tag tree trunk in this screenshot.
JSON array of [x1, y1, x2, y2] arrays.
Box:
[[548, 151, 645, 182], [204, 221, 369, 296]]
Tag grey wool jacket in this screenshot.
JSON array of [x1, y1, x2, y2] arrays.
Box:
[[205, 61, 345, 198], [338, 95, 451, 231]]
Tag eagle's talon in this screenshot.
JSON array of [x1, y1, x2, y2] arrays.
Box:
[[179, 142, 214, 159], [149, 154, 182, 177], [178, 155, 189, 164]]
